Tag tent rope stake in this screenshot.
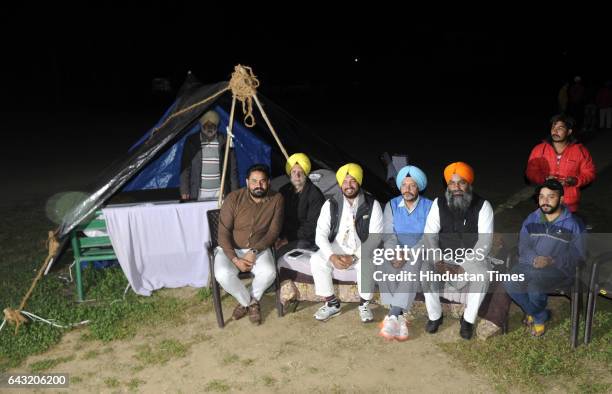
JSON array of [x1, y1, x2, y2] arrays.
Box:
[[3, 230, 60, 335]]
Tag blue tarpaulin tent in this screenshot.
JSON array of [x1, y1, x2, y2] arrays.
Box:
[[123, 104, 271, 191]]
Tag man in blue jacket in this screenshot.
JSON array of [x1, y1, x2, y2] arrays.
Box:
[[504, 179, 585, 336]]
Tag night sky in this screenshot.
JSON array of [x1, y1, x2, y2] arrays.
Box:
[[2, 6, 609, 116]]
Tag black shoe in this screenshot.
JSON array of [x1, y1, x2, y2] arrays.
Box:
[[425, 315, 443, 334], [460, 316, 474, 340]]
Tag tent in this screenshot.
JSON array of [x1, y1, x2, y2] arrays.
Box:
[[56, 71, 394, 242]]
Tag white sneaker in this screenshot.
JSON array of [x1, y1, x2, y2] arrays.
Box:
[[358, 301, 374, 323], [314, 303, 341, 321], [378, 315, 399, 340], [396, 314, 410, 341]]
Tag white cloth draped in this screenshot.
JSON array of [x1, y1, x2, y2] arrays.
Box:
[[103, 201, 217, 296]]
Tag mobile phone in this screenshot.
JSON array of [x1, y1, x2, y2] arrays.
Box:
[[287, 251, 304, 258]]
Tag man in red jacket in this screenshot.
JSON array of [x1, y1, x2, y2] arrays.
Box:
[[526, 114, 596, 213]]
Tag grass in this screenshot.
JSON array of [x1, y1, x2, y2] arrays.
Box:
[[127, 378, 144, 391], [439, 302, 612, 393], [204, 379, 231, 392], [0, 200, 208, 373], [134, 339, 189, 366], [82, 349, 99, 360], [104, 376, 120, 388], [29, 355, 75, 373]]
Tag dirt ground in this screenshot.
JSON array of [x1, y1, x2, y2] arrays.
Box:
[[3, 110, 612, 393], [20, 290, 494, 393]]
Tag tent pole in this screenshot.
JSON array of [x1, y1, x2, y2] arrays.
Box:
[[253, 94, 289, 161], [218, 96, 237, 208]]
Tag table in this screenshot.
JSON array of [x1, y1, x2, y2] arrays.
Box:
[[103, 200, 217, 296]]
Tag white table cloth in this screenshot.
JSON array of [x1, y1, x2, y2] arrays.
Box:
[[103, 201, 217, 296]]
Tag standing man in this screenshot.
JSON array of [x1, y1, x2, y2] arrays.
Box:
[[526, 114, 596, 213], [422, 162, 494, 340], [277, 153, 325, 255], [505, 179, 585, 336], [180, 110, 238, 201], [214, 164, 284, 325], [310, 163, 384, 323], [596, 80, 612, 130]]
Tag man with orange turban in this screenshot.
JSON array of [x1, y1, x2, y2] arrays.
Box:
[[277, 153, 325, 255], [421, 161, 494, 340], [310, 163, 383, 323]]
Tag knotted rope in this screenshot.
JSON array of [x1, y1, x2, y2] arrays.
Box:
[[228, 65, 259, 128]]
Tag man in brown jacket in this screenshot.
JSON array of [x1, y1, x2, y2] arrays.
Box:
[[215, 164, 284, 324]]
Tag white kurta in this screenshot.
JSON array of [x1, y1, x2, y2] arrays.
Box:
[[310, 194, 384, 298]]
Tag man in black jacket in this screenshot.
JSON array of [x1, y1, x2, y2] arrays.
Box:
[[179, 110, 238, 201], [276, 153, 325, 255]]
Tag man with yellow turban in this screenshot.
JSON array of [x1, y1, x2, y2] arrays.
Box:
[[310, 163, 384, 323], [277, 153, 325, 255], [421, 161, 494, 340]]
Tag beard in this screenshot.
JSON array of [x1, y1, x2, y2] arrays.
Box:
[[446, 185, 473, 213], [402, 191, 418, 203], [249, 187, 267, 198], [539, 203, 560, 214], [342, 186, 359, 199], [201, 130, 217, 141]]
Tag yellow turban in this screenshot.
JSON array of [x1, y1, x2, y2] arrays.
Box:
[[200, 110, 220, 126], [336, 163, 363, 186], [285, 153, 312, 176], [444, 162, 475, 184]]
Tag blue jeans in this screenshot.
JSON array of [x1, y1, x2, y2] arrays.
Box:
[[504, 263, 572, 324]]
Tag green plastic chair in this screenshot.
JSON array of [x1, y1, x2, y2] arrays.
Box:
[[70, 211, 116, 301]]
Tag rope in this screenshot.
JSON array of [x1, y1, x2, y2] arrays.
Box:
[[228, 65, 260, 128], [253, 94, 290, 160], [147, 64, 261, 142], [3, 230, 60, 334], [148, 87, 230, 141]]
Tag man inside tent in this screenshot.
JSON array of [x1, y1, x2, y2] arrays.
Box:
[[276, 153, 325, 256], [310, 163, 384, 323], [421, 162, 494, 340], [180, 110, 238, 201], [378, 165, 433, 341], [215, 164, 284, 325]]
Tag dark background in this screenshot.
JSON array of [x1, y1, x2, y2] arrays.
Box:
[[1, 6, 610, 209]]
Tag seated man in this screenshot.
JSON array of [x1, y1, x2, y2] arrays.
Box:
[[422, 162, 494, 340], [378, 165, 433, 341], [276, 153, 325, 255], [504, 179, 585, 336], [310, 163, 383, 322], [180, 110, 238, 201], [215, 164, 284, 325]]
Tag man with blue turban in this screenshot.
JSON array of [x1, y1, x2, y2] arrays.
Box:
[[377, 165, 433, 341]]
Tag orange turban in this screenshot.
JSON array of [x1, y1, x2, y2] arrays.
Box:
[[443, 162, 474, 184]]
